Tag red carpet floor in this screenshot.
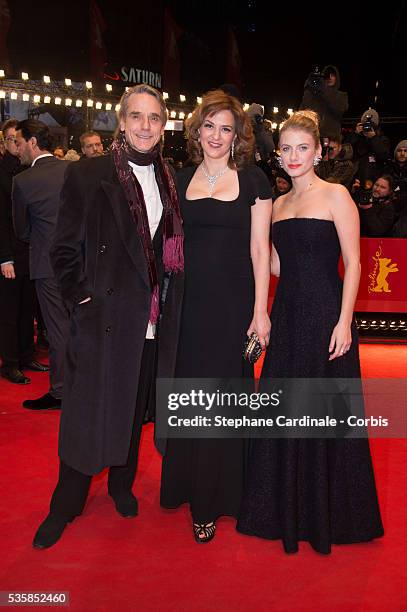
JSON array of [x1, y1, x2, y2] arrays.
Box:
[[0, 344, 406, 611]]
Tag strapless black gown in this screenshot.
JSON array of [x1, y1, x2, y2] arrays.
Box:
[[237, 218, 384, 554]]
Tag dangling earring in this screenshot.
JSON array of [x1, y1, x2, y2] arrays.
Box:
[[231, 139, 235, 161], [277, 156, 284, 168], [313, 155, 322, 166]]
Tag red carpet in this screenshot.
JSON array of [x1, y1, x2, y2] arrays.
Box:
[[0, 344, 406, 611]]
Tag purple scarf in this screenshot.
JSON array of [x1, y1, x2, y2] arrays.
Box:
[[111, 131, 183, 324]]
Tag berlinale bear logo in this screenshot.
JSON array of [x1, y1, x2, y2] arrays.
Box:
[[368, 244, 399, 293]]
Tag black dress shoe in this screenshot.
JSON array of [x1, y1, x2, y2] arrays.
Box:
[[110, 492, 138, 518], [1, 367, 31, 385], [23, 393, 61, 410], [33, 513, 75, 549], [22, 359, 50, 372]]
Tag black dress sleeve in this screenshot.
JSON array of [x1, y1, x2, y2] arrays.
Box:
[[244, 165, 273, 205]]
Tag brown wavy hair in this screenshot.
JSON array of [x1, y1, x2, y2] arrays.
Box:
[[279, 109, 320, 148], [185, 89, 254, 170]]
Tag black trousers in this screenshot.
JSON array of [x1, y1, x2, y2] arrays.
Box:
[[49, 340, 156, 518], [35, 277, 70, 399], [0, 273, 35, 367]]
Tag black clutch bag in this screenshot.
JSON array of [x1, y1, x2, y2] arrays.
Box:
[[243, 333, 263, 364]]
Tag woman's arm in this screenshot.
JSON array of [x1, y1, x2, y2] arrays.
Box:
[[248, 196, 272, 348], [329, 184, 361, 360]]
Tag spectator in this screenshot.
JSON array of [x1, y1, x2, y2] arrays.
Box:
[[79, 131, 104, 158], [53, 147, 65, 159], [64, 149, 80, 162], [347, 108, 390, 189], [385, 139, 407, 197], [300, 65, 348, 139], [246, 103, 275, 175], [357, 174, 395, 237], [317, 134, 355, 189], [271, 168, 292, 200]]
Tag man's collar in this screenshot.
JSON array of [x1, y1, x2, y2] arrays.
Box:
[[31, 153, 53, 167]]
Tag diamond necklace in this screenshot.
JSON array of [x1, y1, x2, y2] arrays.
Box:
[[201, 162, 229, 197]]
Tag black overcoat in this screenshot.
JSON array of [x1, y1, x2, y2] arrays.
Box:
[[50, 154, 183, 475]]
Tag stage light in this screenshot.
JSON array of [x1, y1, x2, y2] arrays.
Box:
[[65, 98, 72, 106], [44, 96, 51, 103], [23, 93, 30, 102], [21, 72, 29, 80], [279, 122, 285, 129], [106, 84, 112, 92], [85, 81, 92, 89], [115, 103, 120, 111], [65, 78, 72, 86], [95, 101, 102, 109], [287, 108, 293, 115], [43, 75, 51, 84], [196, 97, 202, 104], [180, 94, 186, 102], [163, 92, 169, 100], [10, 91, 18, 100], [179, 111, 185, 119], [87, 99, 94, 107], [33, 95, 41, 103], [76, 99, 83, 107], [188, 113, 192, 118], [271, 122, 277, 129], [105, 102, 112, 111], [273, 107, 279, 113], [170, 110, 176, 118], [0, 69, 5, 78], [55, 97, 62, 105], [243, 103, 249, 111], [0, 90, 5, 99]]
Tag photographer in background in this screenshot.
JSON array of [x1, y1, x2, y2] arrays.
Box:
[[347, 108, 390, 189], [355, 174, 395, 237], [300, 65, 348, 138], [317, 133, 355, 190], [246, 103, 275, 178]]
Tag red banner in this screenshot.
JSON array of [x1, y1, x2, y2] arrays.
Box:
[[268, 238, 407, 314]]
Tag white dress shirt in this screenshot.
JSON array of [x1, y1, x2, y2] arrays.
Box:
[[129, 161, 163, 339]]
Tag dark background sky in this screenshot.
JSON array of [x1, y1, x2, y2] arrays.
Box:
[[6, 0, 407, 120]]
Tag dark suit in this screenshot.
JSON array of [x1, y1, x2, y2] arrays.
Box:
[[46, 154, 183, 515], [0, 152, 35, 367], [12, 155, 71, 398]]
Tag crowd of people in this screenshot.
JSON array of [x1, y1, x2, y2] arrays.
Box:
[[0, 81, 386, 556]]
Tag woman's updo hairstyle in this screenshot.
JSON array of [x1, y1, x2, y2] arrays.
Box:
[[279, 110, 320, 148]]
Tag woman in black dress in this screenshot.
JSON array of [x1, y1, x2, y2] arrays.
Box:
[[237, 110, 384, 554], [160, 90, 272, 542]]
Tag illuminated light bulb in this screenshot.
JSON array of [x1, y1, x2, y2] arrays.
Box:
[[196, 97, 202, 104], [23, 93, 30, 102], [55, 97, 62, 105], [76, 99, 83, 107], [43, 75, 50, 84], [44, 96, 51, 104], [95, 101, 102, 109], [65, 78, 72, 86], [243, 103, 249, 111], [105, 102, 112, 111], [87, 99, 94, 107], [179, 111, 185, 119], [85, 81, 92, 89], [273, 107, 279, 113], [115, 103, 120, 111], [170, 110, 176, 118], [21, 72, 29, 80], [0, 69, 4, 77], [0, 90, 5, 98], [179, 94, 186, 102], [105, 83, 112, 92], [163, 91, 169, 100], [188, 112, 192, 118], [271, 122, 277, 130], [65, 98, 72, 106], [33, 95, 41, 103], [10, 91, 18, 100], [287, 108, 293, 115]]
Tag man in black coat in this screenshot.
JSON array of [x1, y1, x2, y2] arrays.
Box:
[[12, 120, 71, 408], [0, 119, 45, 384], [32, 84, 184, 549]]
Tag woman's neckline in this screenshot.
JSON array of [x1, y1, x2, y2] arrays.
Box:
[[185, 165, 241, 203], [272, 217, 334, 226]]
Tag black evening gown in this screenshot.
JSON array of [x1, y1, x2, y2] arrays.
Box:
[[160, 165, 272, 523], [237, 218, 384, 554]]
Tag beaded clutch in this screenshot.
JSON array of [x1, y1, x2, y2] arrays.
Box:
[[243, 333, 263, 364]]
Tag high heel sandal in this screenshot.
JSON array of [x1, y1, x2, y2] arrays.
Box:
[[193, 521, 216, 544]]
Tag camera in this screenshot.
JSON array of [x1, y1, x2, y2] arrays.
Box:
[[307, 66, 325, 92], [362, 115, 375, 132]]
